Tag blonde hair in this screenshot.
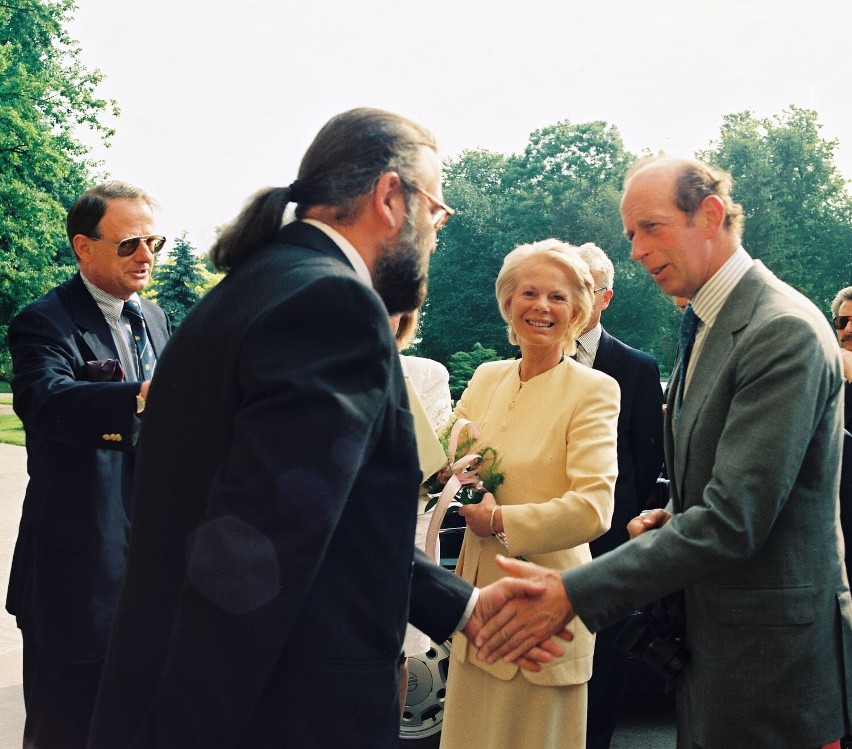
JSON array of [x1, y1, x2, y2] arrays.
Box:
[[495, 239, 594, 351]]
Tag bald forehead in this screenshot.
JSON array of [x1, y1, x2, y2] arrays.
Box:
[[623, 158, 684, 199], [620, 161, 679, 220]]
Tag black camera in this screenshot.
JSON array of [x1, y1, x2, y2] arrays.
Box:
[[615, 594, 690, 681]]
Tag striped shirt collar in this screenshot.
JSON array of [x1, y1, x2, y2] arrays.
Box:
[[301, 219, 372, 288], [689, 246, 754, 329], [80, 273, 141, 324], [576, 323, 603, 364]]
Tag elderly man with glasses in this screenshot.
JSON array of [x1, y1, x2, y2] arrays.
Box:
[[87, 109, 558, 749], [6, 181, 171, 748]]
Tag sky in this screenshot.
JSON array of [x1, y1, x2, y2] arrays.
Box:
[[68, 0, 852, 253]]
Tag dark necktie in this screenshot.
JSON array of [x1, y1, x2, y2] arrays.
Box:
[[675, 304, 699, 421], [123, 299, 156, 381]]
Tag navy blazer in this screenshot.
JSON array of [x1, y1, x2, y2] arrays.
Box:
[[89, 222, 471, 748], [589, 328, 664, 556], [6, 273, 170, 661]]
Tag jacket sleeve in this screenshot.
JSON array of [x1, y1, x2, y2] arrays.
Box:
[[408, 548, 474, 642]]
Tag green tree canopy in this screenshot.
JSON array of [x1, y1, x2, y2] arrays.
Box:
[[421, 109, 851, 388], [700, 106, 852, 311], [148, 232, 206, 327], [421, 119, 678, 372], [0, 0, 117, 379], [447, 343, 502, 401]]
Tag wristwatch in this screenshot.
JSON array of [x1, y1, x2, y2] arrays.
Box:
[[136, 392, 146, 414]]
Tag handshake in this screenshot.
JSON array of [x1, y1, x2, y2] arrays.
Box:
[[464, 506, 673, 670], [461, 555, 577, 671]]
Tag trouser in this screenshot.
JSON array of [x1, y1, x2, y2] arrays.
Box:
[[22, 632, 103, 749]]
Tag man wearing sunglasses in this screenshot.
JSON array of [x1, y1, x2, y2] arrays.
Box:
[[6, 181, 171, 748], [832, 287, 852, 422], [832, 287, 852, 593]]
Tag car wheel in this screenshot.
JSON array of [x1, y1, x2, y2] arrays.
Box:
[[399, 639, 451, 746]]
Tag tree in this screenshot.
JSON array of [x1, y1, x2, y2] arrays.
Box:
[[149, 233, 205, 327], [418, 149, 519, 365], [0, 0, 117, 379], [700, 106, 852, 312], [447, 343, 502, 401], [418, 120, 683, 375]]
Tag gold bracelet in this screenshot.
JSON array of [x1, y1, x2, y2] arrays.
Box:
[[490, 506, 508, 548]]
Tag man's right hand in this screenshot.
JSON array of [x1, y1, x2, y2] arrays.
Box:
[[627, 508, 671, 539], [473, 555, 574, 666]]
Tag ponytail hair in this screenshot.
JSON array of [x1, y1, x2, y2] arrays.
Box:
[[209, 108, 435, 272], [209, 185, 295, 271]]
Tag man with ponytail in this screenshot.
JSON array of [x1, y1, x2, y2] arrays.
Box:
[[89, 108, 557, 748]]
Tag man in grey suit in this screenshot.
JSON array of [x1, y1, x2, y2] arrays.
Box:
[[476, 156, 852, 748]]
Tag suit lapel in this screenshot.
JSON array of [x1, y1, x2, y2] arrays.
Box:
[[672, 263, 766, 497], [591, 328, 619, 377], [64, 275, 121, 362], [140, 297, 169, 357]]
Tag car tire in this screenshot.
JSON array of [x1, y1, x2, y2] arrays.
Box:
[[399, 639, 451, 746]]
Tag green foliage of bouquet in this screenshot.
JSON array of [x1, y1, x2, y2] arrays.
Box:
[[423, 422, 505, 512]]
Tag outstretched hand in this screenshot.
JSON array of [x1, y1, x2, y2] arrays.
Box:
[[463, 574, 567, 672], [627, 508, 671, 539], [473, 555, 574, 665]]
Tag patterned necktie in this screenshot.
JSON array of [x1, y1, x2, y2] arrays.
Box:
[[675, 304, 699, 421], [123, 299, 156, 381]]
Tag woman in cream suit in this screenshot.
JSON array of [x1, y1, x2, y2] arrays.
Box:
[[440, 240, 619, 748]]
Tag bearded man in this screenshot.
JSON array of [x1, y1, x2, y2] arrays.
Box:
[[88, 108, 556, 748]]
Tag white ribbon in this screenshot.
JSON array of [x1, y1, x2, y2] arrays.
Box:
[[423, 419, 485, 562]]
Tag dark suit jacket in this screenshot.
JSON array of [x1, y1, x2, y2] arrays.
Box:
[[6, 273, 170, 662], [563, 263, 852, 747], [842, 428, 852, 584], [589, 328, 664, 557], [88, 222, 471, 749]]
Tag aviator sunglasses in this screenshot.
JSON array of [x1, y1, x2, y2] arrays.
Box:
[[87, 234, 167, 257], [834, 315, 851, 330]]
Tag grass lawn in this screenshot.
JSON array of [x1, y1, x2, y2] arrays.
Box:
[[0, 413, 24, 446], [0, 388, 23, 445]]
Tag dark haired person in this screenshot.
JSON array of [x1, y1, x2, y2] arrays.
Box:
[[7, 181, 170, 747], [88, 108, 558, 748], [832, 286, 852, 590]]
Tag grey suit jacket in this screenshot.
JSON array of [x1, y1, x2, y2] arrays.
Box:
[[562, 262, 852, 748]]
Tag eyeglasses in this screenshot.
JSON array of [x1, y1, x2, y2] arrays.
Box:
[[593, 287, 608, 294], [413, 186, 455, 230], [834, 315, 851, 330], [87, 235, 167, 257]]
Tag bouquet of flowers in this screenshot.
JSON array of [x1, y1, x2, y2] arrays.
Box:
[[424, 418, 504, 511], [422, 419, 504, 561]]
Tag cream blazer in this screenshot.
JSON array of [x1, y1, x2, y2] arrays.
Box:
[[450, 357, 619, 686]]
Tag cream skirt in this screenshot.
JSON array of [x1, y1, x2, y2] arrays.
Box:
[[439, 657, 586, 749]]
